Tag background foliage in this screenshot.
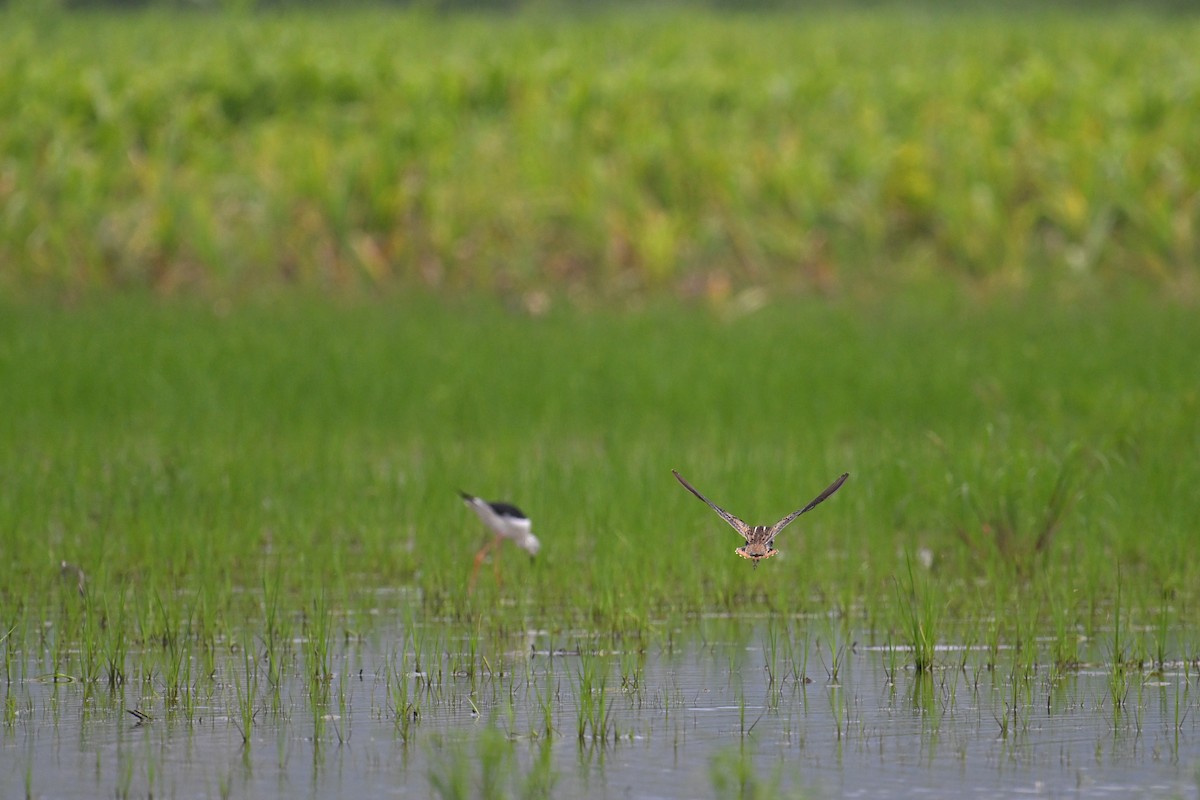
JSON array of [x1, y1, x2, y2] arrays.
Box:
[[2, 6, 1198, 300]]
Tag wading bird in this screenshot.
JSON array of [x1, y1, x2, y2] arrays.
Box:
[[672, 470, 849, 568], [460, 491, 540, 592]]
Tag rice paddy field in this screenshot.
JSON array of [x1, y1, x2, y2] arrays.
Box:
[[2, 4, 1200, 799]]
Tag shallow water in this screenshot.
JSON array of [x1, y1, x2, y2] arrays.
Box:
[[3, 620, 1198, 799]]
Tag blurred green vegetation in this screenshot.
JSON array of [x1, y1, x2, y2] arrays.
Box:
[[2, 8, 1197, 300], [2, 294, 1197, 638]]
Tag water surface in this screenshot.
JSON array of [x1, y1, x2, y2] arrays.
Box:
[[3, 620, 1197, 799]]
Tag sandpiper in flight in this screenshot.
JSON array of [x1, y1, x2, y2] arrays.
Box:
[[672, 470, 849, 568], [460, 491, 541, 592]]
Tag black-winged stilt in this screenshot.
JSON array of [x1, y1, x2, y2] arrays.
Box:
[[459, 491, 540, 591]]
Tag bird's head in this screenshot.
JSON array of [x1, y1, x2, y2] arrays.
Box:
[[520, 532, 541, 559]]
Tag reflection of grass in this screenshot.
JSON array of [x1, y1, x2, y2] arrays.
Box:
[[2, 10, 1198, 296], [710, 746, 801, 800], [427, 734, 471, 800], [428, 726, 557, 800]]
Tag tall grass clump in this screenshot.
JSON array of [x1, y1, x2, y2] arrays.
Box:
[[938, 434, 1088, 576], [574, 651, 614, 744], [232, 633, 259, 745], [895, 554, 938, 673]]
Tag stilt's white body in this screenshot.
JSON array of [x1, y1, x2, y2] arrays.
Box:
[[461, 494, 540, 556]]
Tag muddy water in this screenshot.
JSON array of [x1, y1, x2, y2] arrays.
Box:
[[3, 622, 1197, 799]]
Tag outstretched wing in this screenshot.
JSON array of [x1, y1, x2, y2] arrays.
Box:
[[768, 473, 849, 537], [672, 470, 752, 539]]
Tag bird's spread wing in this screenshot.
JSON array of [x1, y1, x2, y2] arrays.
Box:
[[672, 470, 752, 539], [768, 473, 849, 537]]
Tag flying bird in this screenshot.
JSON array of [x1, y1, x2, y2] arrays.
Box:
[[672, 470, 849, 568], [460, 491, 540, 592]]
